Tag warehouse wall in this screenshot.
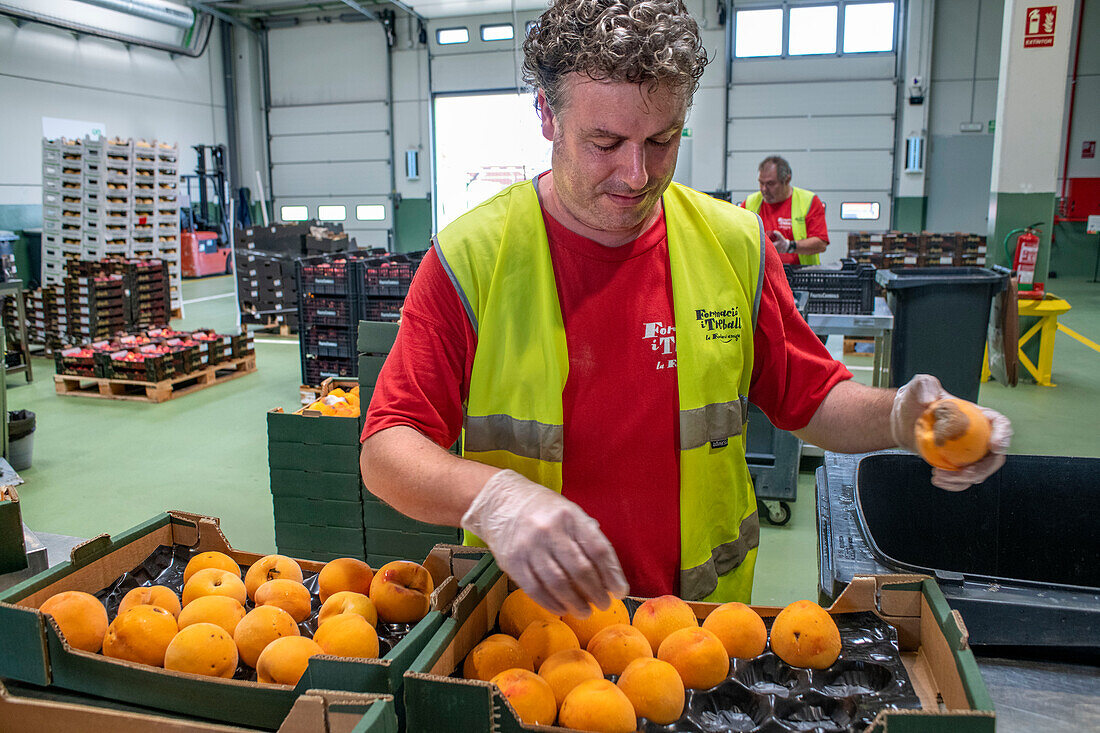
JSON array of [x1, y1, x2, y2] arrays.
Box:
[[0, 21, 228, 229], [924, 0, 1003, 234]]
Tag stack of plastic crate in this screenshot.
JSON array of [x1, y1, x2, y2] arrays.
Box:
[[152, 142, 182, 314], [129, 141, 157, 260], [41, 139, 86, 285], [102, 137, 135, 267]]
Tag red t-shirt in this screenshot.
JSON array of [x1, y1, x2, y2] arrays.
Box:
[[746, 194, 829, 265], [362, 200, 850, 598]]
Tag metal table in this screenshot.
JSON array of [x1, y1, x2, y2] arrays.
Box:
[[806, 296, 893, 387], [816, 451, 1100, 732]]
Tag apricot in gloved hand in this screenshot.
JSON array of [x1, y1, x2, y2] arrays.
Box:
[[915, 398, 993, 471]]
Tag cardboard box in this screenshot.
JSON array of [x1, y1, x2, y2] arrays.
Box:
[[404, 573, 995, 733], [0, 485, 29, 574], [0, 511, 495, 730], [0, 680, 397, 733]]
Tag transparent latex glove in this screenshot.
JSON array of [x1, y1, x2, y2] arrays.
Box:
[[770, 230, 793, 254], [460, 469, 629, 616], [889, 374, 1013, 492]]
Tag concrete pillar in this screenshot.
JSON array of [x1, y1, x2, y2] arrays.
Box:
[[988, 0, 1076, 276], [894, 0, 935, 231]]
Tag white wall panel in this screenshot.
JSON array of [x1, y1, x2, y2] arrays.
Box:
[[272, 161, 391, 197], [429, 51, 521, 93], [731, 55, 896, 84], [729, 116, 894, 152], [268, 104, 390, 136], [729, 80, 897, 117], [0, 22, 225, 207], [268, 24, 389, 106], [728, 151, 894, 193], [271, 133, 392, 164]]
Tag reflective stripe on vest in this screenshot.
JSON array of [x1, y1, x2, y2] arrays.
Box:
[[744, 187, 821, 266], [436, 180, 765, 602]]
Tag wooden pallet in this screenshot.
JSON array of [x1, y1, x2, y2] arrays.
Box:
[[54, 355, 257, 403], [250, 320, 293, 336]]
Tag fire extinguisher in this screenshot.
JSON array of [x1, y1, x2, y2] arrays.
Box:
[[1004, 222, 1045, 300]]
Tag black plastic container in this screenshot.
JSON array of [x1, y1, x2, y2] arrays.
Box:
[[877, 267, 1006, 402], [819, 450, 1100, 650]]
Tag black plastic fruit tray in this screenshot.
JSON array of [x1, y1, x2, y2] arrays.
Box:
[[304, 326, 355, 359], [95, 544, 415, 683], [360, 299, 403, 322], [358, 259, 417, 298], [784, 259, 876, 315], [303, 297, 354, 328], [299, 258, 357, 297]]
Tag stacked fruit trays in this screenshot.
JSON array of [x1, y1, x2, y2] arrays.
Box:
[[298, 255, 361, 386], [63, 273, 127, 342]]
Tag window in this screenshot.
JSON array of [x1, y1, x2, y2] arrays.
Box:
[[844, 3, 895, 53], [481, 24, 513, 42], [733, 2, 895, 58], [437, 27, 469, 45], [735, 9, 782, 58], [317, 204, 346, 221], [840, 202, 880, 220], [280, 205, 308, 222], [356, 204, 386, 221], [789, 5, 838, 55]]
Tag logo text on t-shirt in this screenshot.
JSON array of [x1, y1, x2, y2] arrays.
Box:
[[695, 306, 742, 342], [643, 321, 677, 371]]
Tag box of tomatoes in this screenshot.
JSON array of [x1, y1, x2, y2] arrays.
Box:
[[0, 510, 497, 730], [403, 570, 995, 732]]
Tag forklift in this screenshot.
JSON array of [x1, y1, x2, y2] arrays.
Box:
[[181, 144, 233, 277]]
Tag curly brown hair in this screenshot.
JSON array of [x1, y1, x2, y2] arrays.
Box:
[[523, 0, 708, 113]]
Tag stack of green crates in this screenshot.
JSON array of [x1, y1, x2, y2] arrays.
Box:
[[267, 386, 367, 562], [358, 321, 461, 568]]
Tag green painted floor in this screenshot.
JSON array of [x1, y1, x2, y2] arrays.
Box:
[[8, 275, 1100, 606]]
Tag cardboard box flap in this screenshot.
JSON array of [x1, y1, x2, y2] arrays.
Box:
[[0, 679, 395, 733], [68, 534, 113, 567]]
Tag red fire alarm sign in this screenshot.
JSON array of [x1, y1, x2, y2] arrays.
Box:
[[1085, 141, 1097, 159], [1024, 6, 1056, 47]]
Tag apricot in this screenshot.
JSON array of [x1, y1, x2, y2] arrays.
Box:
[[182, 568, 248, 607], [234, 605, 300, 668], [561, 595, 630, 647], [256, 635, 324, 686], [177, 595, 246, 636], [587, 623, 653, 676], [558, 678, 637, 733], [631, 594, 699, 654], [313, 613, 380, 659], [617, 657, 685, 725], [769, 600, 841, 670], [490, 668, 557, 726], [657, 626, 730, 690], [254, 579, 312, 623], [463, 633, 533, 682], [318, 590, 377, 627], [368, 560, 434, 624], [244, 555, 304, 601], [164, 622, 238, 678], [537, 648, 604, 707], [317, 558, 373, 602], [701, 601, 767, 659], [102, 604, 179, 667], [498, 588, 559, 638], [118, 585, 181, 619], [518, 618, 579, 669], [183, 551, 241, 584], [39, 590, 109, 653], [916, 398, 992, 470]]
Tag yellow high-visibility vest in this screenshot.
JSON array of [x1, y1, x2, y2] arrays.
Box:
[[435, 180, 766, 602], [744, 186, 821, 265]]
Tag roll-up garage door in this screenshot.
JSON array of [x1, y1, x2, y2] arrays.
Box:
[[727, 56, 897, 252], [267, 22, 392, 250]]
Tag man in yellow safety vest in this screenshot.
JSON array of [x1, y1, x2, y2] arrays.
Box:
[[359, 0, 1012, 617], [742, 156, 828, 266]]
